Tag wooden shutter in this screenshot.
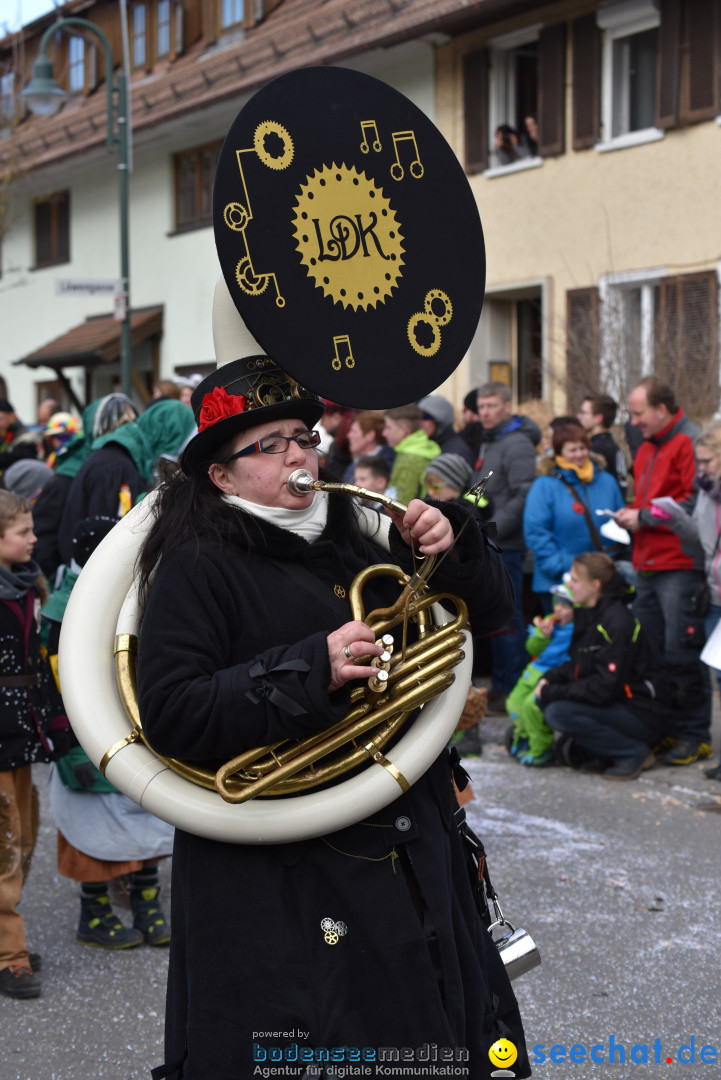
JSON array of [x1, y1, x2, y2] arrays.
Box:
[[572, 15, 601, 150], [657, 271, 719, 416], [463, 49, 488, 175], [201, 0, 217, 46], [684, 0, 720, 123], [657, 0, 681, 128], [174, 1, 185, 56], [538, 22, 566, 157], [566, 287, 600, 407]]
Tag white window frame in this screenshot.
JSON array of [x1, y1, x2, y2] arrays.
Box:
[[68, 36, 85, 93], [132, 4, 147, 67], [157, 0, 171, 57], [220, 0, 245, 29], [596, 0, 664, 152], [486, 22, 543, 173], [599, 267, 667, 400], [0, 71, 15, 125]]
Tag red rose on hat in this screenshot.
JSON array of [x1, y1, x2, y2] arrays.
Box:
[[198, 386, 246, 431]]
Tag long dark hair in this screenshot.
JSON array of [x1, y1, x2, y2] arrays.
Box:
[[136, 438, 264, 607]]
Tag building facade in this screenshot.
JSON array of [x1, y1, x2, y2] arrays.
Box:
[[1, 0, 720, 422]]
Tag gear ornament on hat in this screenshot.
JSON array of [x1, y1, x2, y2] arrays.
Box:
[[213, 66, 485, 411]]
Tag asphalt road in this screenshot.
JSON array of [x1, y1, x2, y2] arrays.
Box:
[[1, 711, 719, 1080]]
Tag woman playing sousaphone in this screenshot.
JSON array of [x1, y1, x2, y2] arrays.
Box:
[[133, 298, 528, 1079], [132, 64, 529, 1080]]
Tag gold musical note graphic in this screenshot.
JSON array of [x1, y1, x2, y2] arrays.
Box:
[[360, 119, 382, 154], [390, 130, 424, 181], [330, 334, 356, 371]]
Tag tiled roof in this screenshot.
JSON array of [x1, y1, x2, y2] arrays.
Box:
[[1, 0, 512, 172], [18, 306, 164, 367]]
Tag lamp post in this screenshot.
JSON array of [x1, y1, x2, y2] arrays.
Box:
[[22, 17, 132, 398]]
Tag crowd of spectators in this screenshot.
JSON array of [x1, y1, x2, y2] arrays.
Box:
[[1, 369, 719, 999], [311, 375, 720, 783]]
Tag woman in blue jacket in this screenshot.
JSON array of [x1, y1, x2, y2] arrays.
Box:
[[523, 421, 625, 611]]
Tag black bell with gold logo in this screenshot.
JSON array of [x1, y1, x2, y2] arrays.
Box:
[[213, 66, 485, 410]]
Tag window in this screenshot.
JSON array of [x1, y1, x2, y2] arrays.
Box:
[[34, 191, 70, 269], [597, 0, 662, 146], [220, 0, 245, 29], [596, 268, 719, 415], [68, 36, 85, 93], [488, 26, 541, 167], [0, 71, 15, 125], [157, 0, 171, 57], [133, 4, 147, 67], [174, 142, 222, 231], [463, 23, 565, 174]]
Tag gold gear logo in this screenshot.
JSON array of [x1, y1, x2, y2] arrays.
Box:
[[292, 163, 404, 311], [254, 121, 294, 170]]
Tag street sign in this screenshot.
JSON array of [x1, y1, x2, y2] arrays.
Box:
[[55, 278, 121, 297]]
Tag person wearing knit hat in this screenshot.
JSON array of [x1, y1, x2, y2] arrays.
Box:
[[3, 460, 54, 504], [424, 453, 473, 500], [504, 585, 576, 766], [417, 395, 476, 465]]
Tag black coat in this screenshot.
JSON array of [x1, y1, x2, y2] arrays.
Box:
[[32, 474, 73, 579], [57, 443, 145, 566], [138, 495, 530, 1080], [0, 586, 67, 771], [538, 571, 671, 732]]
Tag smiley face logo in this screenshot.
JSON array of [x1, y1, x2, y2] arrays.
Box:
[[489, 1038, 518, 1070]]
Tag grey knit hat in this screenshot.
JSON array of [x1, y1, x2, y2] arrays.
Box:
[[425, 453, 473, 493], [3, 460, 53, 501]]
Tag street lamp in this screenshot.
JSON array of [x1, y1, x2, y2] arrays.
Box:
[[22, 17, 133, 398]]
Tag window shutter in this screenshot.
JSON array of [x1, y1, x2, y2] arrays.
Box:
[[174, 1, 185, 56], [566, 287, 600, 407], [658, 271, 719, 415], [57, 193, 70, 264], [87, 43, 98, 92], [202, 0, 216, 45], [463, 49, 488, 175], [538, 23, 566, 157], [572, 15, 601, 149], [685, 0, 719, 123], [657, 0, 681, 128]]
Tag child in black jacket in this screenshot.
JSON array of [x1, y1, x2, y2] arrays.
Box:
[[0, 490, 67, 999]]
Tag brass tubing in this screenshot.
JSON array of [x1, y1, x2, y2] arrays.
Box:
[[389, 649, 465, 700], [112, 484, 472, 809], [215, 668, 456, 802]]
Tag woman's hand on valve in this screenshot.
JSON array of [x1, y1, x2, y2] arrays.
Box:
[[327, 620, 383, 692]]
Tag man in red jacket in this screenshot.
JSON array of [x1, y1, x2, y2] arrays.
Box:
[[616, 376, 711, 766]]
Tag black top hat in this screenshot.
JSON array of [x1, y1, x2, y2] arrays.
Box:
[[213, 66, 485, 412], [183, 356, 323, 470], [181, 276, 323, 471]]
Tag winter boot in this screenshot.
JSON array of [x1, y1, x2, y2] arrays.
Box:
[[0, 963, 41, 999], [77, 884, 144, 949], [129, 868, 171, 946]]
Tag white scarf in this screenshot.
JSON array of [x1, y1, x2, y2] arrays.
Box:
[[222, 489, 330, 543]]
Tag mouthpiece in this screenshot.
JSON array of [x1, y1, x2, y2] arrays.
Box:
[[287, 469, 318, 496]]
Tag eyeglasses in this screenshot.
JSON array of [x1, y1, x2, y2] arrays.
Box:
[[426, 480, 445, 494], [223, 429, 321, 463]]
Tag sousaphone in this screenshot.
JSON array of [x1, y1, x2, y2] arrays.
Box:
[[59, 66, 486, 843]]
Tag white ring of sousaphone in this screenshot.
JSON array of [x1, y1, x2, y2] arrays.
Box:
[[58, 275, 472, 844]]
